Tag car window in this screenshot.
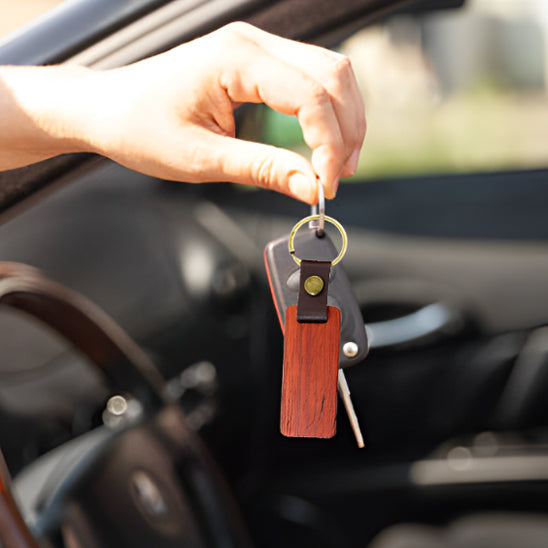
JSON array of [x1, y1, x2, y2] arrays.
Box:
[[247, 0, 548, 181]]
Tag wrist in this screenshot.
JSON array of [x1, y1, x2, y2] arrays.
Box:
[[0, 65, 109, 167]]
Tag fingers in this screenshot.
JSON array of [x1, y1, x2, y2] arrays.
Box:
[[101, 23, 365, 203], [225, 23, 366, 193], [218, 47, 341, 199]]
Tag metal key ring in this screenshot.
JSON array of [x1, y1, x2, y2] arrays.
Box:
[[288, 215, 348, 266]]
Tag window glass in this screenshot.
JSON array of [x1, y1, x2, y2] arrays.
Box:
[[255, 0, 548, 180]]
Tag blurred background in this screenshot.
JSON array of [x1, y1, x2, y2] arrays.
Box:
[[260, 0, 548, 180]]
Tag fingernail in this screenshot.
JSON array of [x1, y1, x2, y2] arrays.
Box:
[[345, 148, 361, 175], [289, 173, 315, 203]]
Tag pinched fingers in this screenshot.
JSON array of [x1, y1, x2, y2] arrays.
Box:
[[225, 23, 366, 192], [216, 34, 344, 199], [119, 23, 365, 202]]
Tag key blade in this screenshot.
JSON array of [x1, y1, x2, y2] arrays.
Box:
[[338, 369, 365, 448]]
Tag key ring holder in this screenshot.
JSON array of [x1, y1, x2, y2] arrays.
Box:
[[288, 215, 348, 266]]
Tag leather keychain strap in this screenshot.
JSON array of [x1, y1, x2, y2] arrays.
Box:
[[296, 259, 331, 323]]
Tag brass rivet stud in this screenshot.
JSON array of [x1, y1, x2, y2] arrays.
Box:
[[304, 275, 324, 296]]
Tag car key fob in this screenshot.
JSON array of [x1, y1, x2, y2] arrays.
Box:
[[264, 225, 369, 368]]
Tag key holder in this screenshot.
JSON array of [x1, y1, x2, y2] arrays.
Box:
[[264, 188, 368, 446], [282, 209, 341, 437]]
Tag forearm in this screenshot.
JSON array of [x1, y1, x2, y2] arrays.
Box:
[[0, 65, 101, 169]]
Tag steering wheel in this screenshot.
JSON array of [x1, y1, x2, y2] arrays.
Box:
[[0, 262, 251, 548]]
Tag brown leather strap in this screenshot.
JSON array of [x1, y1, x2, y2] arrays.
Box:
[[296, 260, 331, 323]]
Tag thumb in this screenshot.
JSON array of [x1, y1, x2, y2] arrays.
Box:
[[203, 133, 319, 204]]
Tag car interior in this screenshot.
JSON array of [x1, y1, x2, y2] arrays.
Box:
[[1, 0, 548, 546]]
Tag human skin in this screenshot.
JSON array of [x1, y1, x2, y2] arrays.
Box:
[[0, 22, 365, 204]]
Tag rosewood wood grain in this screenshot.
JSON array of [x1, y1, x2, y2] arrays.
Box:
[[281, 305, 340, 438]]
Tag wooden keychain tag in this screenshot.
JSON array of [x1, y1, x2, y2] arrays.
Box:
[[280, 259, 340, 438]]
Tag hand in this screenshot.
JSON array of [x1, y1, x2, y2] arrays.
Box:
[[0, 23, 366, 203]]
